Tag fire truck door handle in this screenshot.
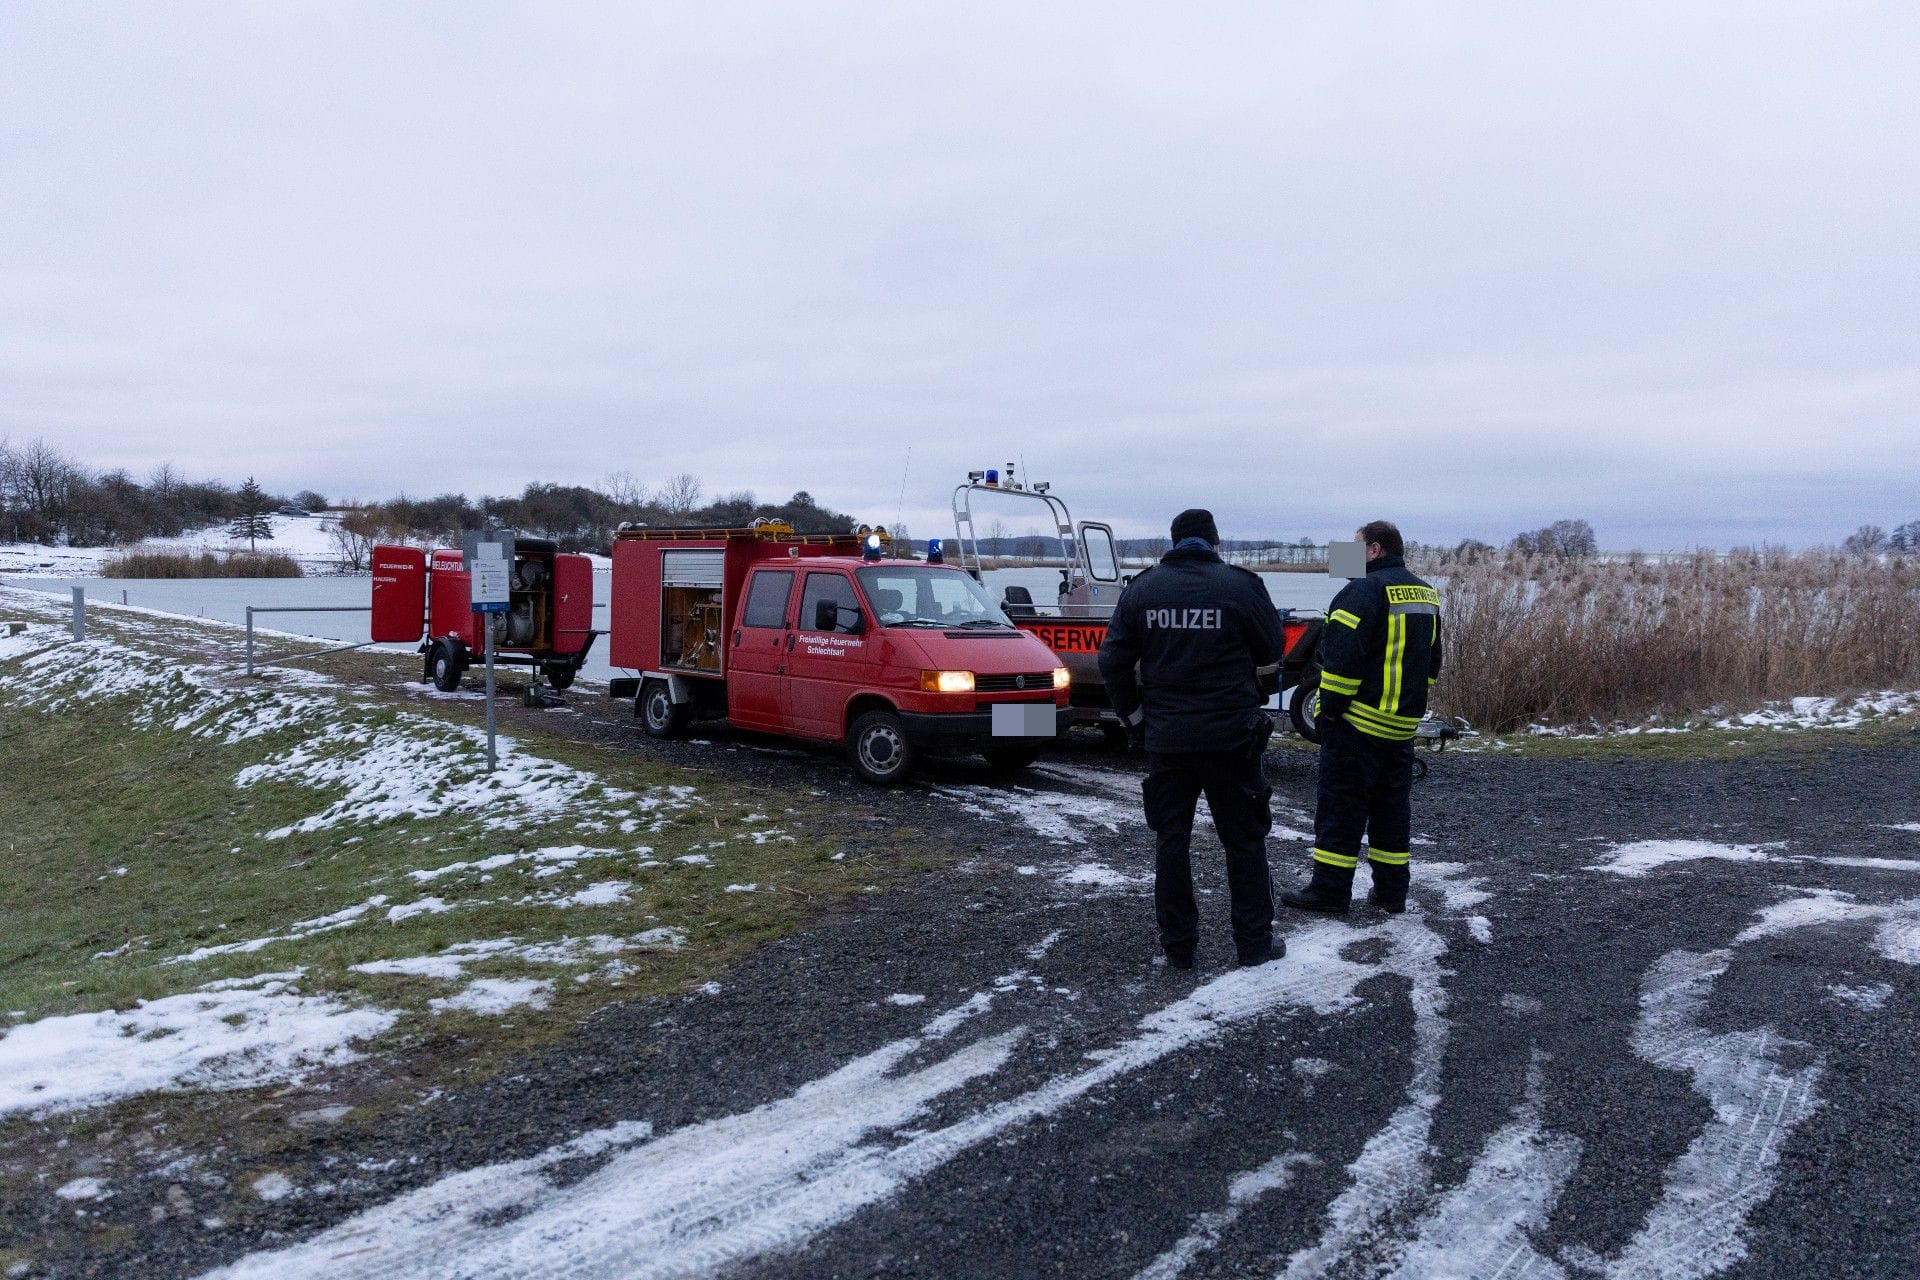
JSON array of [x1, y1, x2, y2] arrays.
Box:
[[733, 629, 742, 648], [785, 633, 796, 652]]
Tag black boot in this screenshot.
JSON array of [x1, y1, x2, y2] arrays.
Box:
[[1367, 858, 1409, 914], [1281, 860, 1355, 914]]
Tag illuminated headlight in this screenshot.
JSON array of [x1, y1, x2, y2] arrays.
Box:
[[1052, 667, 1071, 690], [919, 669, 975, 693]]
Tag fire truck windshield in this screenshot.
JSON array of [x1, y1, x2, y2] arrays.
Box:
[[856, 565, 1011, 630]]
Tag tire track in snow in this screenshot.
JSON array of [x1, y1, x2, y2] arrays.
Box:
[[197, 921, 1406, 1280]]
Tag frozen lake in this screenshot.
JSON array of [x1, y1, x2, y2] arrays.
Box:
[[7, 564, 1346, 689]]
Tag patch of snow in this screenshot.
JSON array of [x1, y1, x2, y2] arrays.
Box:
[[549, 881, 631, 909], [675, 854, 712, 866], [55, 1176, 108, 1201], [1059, 862, 1144, 889], [252, 1173, 296, 1202], [1024, 929, 1065, 961], [885, 994, 927, 1007], [0, 976, 396, 1119], [724, 883, 757, 893], [1734, 889, 1920, 965], [1590, 840, 1775, 877], [1882, 823, 1920, 834], [169, 897, 390, 964], [429, 979, 553, 1016], [1467, 916, 1493, 944], [1828, 983, 1892, 1011], [1291, 1057, 1334, 1078], [938, 780, 1129, 846], [386, 897, 453, 923]]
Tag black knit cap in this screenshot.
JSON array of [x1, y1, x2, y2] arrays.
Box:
[[1169, 508, 1220, 546]]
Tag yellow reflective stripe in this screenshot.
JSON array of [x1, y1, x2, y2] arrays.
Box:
[[1427, 677, 1437, 686], [1329, 609, 1362, 629], [1347, 702, 1418, 729], [1380, 612, 1404, 713], [1319, 671, 1361, 695], [1344, 714, 1416, 742], [1367, 848, 1410, 865], [1312, 848, 1359, 868]]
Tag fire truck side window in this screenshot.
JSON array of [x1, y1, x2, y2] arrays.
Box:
[[800, 573, 862, 633], [742, 571, 795, 628]]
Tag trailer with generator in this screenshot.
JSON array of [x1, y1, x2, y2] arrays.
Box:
[[369, 536, 599, 694], [606, 522, 1072, 784], [950, 468, 1330, 741]]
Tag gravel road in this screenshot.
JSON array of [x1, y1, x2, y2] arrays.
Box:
[[48, 701, 1920, 1279]]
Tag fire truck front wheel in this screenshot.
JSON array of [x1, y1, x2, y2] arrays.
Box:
[[638, 679, 690, 739], [848, 709, 917, 786], [430, 641, 467, 693]]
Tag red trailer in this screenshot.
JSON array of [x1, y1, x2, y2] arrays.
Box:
[[370, 538, 599, 692], [608, 523, 1071, 784]]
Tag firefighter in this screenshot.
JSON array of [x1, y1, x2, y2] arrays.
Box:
[[1099, 508, 1289, 969], [1284, 520, 1442, 915]]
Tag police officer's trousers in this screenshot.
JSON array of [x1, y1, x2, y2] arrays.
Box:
[[1312, 713, 1415, 888], [1142, 734, 1275, 957]]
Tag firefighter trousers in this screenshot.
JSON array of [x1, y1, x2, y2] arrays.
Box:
[[1143, 736, 1275, 956], [1312, 713, 1415, 877]]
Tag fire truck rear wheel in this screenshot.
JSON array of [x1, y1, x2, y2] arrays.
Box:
[[848, 709, 916, 786], [430, 642, 466, 693], [638, 679, 689, 739], [1289, 673, 1322, 744]]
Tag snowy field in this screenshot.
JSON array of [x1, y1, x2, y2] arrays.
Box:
[[0, 512, 348, 578]]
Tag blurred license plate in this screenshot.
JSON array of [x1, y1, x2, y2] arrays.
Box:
[[992, 704, 1056, 737]]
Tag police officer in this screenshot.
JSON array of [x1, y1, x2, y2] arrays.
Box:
[[1283, 520, 1442, 915], [1099, 509, 1288, 969]]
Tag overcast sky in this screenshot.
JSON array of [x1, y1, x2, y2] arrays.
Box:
[[3, 2, 1915, 548]]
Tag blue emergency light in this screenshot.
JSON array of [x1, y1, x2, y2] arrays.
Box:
[[862, 533, 884, 561], [925, 538, 944, 564], [984, 468, 999, 487]]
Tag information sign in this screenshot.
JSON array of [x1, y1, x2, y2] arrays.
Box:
[[472, 542, 511, 613]]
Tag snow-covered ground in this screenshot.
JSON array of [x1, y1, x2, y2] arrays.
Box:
[[0, 512, 346, 578]]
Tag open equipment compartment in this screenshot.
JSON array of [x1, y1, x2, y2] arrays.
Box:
[[658, 547, 725, 673]]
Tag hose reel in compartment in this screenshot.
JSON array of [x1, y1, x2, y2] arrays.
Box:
[[660, 549, 724, 673]]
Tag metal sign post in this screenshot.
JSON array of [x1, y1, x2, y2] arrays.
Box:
[[470, 540, 511, 773]]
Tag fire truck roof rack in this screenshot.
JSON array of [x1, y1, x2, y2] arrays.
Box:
[[613, 522, 864, 547]]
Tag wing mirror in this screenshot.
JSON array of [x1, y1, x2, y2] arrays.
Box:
[[815, 600, 864, 633]]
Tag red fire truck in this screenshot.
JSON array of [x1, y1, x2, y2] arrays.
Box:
[[606, 522, 1071, 784], [369, 537, 599, 693]]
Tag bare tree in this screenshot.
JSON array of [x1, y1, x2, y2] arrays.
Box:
[[1842, 524, 1889, 556], [655, 472, 703, 515], [604, 469, 648, 509], [8, 439, 82, 544], [330, 508, 390, 572]]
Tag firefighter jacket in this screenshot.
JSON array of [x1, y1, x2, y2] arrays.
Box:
[[1098, 545, 1287, 754], [1317, 554, 1443, 742]]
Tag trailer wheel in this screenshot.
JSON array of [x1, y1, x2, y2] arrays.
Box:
[[1288, 673, 1322, 744], [980, 742, 1043, 773], [638, 679, 689, 739], [848, 709, 916, 786], [430, 641, 466, 693], [545, 663, 576, 692]]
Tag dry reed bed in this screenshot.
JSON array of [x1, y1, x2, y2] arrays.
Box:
[[1426, 551, 1920, 733], [101, 549, 304, 579]]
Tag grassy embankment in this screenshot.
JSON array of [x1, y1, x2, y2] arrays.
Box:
[[0, 597, 910, 1047]]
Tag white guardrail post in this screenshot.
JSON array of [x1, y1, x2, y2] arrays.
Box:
[[245, 606, 255, 676], [71, 586, 85, 640]]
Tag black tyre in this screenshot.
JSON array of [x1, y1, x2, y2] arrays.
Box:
[[1288, 672, 1322, 744], [848, 709, 917, 785], [545, 663, 576, 691], [638, 679, 691, 739], [430, 641, 466, 693], [980, 741, 1043, 773]]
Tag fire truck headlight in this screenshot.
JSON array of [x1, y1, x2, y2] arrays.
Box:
[[919, 669, 975, 693], [1052, 666, 1071, 690]]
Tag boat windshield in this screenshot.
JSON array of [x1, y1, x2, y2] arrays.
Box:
[[856, 565, 1013, 630]]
